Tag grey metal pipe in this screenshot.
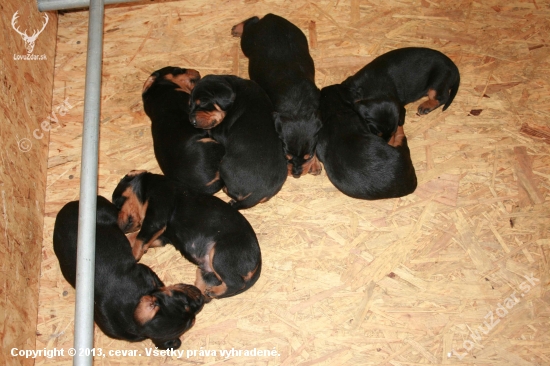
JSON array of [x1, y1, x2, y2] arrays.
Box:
[[73, 0, 104, 364], [37, 0, 139, 11]]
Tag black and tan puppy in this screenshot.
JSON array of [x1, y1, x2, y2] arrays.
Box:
[[142, 66, 224, 194], [112, 171, 262, 301], [343, 47, 460, 141], [53, 196, 204, 350], [317, 85, 417, 199], [232, 14, 322, 178], [188, 74, 287, 209]]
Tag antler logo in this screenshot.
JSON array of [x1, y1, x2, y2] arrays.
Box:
[[11, 11, 49, 54]]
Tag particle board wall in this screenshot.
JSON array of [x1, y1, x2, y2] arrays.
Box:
[[36, 0, 549, 365], [0, 1, 57, 365]]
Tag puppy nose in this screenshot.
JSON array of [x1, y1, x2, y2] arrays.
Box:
[[190, 117, 197, 127]]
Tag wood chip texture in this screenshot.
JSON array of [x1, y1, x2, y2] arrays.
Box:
[[36, 0, 550, 365]]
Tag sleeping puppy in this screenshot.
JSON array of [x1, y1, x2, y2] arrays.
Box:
[[343, 47, 460, 141], [232, 14, 322, 178], [316, 85, 417, 199], [188, 74, 287, 209], [53, 196, 204, 350], [142, 66, 225, 194], [112, 171, 262, 301]]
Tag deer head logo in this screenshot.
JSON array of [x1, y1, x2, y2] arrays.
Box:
[[11, 11, 49, 54]]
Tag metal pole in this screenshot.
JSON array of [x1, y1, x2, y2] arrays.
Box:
[[73, 0, 104, 364], [37, 0, 139, 12]]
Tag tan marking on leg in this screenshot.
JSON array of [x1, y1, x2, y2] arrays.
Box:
[[242, 262, 260, 282], [236, 192, 252, 201], [388, 126, 405, 147], [206, 171, 220, 187], [417, 89, 440, 115], [126, 231, 139, 247], [205, 282, 228, 298], [132, 226, 166, 261], [194, 267, 207, 294]]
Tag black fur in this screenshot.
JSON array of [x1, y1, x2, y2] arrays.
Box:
[[143, 66, 224, 194], [188, 75, 287, 209], [317, 85, 417, 199], [53, 196, 203, 349], [112, 172, 262, 300], [233, 14, 322, 177], [343, 47, 460, 141]]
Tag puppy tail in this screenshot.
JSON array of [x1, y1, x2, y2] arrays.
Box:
[[442, 71, 460, 111]]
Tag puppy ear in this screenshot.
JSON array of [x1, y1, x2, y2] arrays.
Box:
[[311, 110, 322, 134], [153, 338, 181, 350], [398, 105, 406, 126], [272, 112, 283, 135], [215, 83, 236, 111]]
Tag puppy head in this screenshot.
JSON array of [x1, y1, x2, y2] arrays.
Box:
[[188, 76, 235, 129], [354, 98, 405, 141], [135, 284, 205, 350], [143, 66, 201, 94], [274, 111, 322, 178], [112, 170, 148, 233]]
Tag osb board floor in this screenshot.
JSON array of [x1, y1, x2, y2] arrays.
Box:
[[36, 0, 550, 365]]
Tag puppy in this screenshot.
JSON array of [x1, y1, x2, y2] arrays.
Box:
[[188, 74, 287, 209], [232, 14, 322, 178], [112, 171, 262, 301], [316, 85, 417, 199], [343, 47, 460, 141], [142, 66, 225, 195], [53, 196, 204, 349]]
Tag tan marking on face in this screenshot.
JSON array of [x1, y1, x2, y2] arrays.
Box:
[[134, 295, 159, 325], [231, 21, 244, 37], [132, 226, 166, 261], [258, 196, 269, 203], [285, 154, 292, 160], [197, 137, 218, 143], [164, 69, 201, 94], [127, 170, 147, 177], [142, 75, 156, 94], [287, 163, 293, 176], [117, 187, 148, 233], [303, 154, 311, 160], [388, 125, 406, 147], [193, 104, 226, 129], [206, 171, 220, 187]]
